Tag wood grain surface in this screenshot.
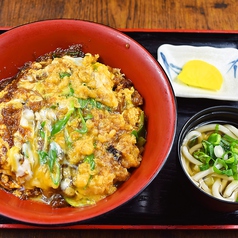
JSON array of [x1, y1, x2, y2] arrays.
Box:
[[0, 0, 237, 30], [0, 0, 238, 237]]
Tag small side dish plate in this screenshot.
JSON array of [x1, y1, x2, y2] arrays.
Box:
[[157, 44, 238, 101]]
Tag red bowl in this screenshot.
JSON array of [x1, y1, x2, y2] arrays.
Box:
[[0, 19, 177, 225]]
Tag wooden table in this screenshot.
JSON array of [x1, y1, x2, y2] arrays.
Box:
[[0, 0, 238, 237], [0, 0, 237, 30]]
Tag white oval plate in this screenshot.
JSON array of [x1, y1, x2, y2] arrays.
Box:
[[157, 44, 238, 101]]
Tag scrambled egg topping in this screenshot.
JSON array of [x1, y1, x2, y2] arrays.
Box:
[[0, 52, 145, 207]]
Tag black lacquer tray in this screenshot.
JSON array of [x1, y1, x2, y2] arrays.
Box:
[[0, 28, 238, 229]]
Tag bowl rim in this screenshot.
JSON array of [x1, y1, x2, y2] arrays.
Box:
[[0, 19, 177, 224]]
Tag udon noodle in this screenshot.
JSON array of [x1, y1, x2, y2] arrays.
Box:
[[181, 123, 238, 202]]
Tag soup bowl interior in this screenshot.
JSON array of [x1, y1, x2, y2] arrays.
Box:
[[178, 106, 238, 212], [0, 19, 176, 224]]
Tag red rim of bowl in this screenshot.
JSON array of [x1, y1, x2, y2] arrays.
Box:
[[0, 19, 177, 225]]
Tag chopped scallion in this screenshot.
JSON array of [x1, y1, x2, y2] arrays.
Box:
[[193, 125, 238, 180]]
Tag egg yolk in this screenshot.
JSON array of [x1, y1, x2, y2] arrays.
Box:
[[177, 60, 223, 91]]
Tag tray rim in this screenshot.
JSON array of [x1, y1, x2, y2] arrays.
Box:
[[1, 224, 238, 230], [0, 27, 237, 230], [119, 28, 238, 34], [2, 26, 238, 34]]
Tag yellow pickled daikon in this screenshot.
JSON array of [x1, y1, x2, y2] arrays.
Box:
[[177, 60, 223, 91]]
